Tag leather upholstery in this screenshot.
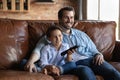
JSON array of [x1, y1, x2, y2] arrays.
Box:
[[0, 19, 119, 80], [75, 21, 116, 61], [0, 70, 54, 80], [0, 19, 28, 69]]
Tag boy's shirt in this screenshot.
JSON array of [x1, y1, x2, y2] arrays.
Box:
[[39, 43, 69, 68]]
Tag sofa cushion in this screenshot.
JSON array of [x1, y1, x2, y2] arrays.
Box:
[[0, 70, 54, 80], [110, 62, 120, 72], [0, 19, 28, 69], [54, 75, 78, 80], [54, 75, 103, 80]]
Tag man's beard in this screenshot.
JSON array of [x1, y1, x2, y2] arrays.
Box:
[[61, 25, 71, 31], [61, 23, 73, 30]]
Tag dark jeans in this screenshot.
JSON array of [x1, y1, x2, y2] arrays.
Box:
[[74, 57, 120, 80], [60, 61, 76, 74], [63, 62, 96, 80], [62, 57, 120, 80]]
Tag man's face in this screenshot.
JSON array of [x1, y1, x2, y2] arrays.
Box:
[[59, 11, 75, 30]]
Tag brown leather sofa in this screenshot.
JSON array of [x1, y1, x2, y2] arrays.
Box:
[[0, 19, 120, 80]]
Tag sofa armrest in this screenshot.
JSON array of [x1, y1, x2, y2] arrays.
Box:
[[111, 41, 120, 62]]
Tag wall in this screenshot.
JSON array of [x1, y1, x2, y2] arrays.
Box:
[[0, 0, 78, 20]]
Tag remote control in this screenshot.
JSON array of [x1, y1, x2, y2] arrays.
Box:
[[61, 45, 79, 56]]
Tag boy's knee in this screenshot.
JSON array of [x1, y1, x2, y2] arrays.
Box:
[[66, 62, 76, 68]]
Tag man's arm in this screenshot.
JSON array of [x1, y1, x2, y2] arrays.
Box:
[[24, 52, 40, 72], [24, 36, 49, 72]]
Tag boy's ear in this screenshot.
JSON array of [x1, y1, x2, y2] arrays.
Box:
[[47, 37, 50, 40], [47, 37, 51, 42]]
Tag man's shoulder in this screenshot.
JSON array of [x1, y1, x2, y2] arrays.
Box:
[[37, 35, 50, 44], [71, 28, 90, 39], [71, 28, 85, 34]]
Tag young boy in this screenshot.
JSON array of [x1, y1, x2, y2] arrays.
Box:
[[39, 25, 76, 76]]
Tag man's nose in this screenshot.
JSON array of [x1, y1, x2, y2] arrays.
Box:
[[67, 18, 72, 23], [68, 18, 71, 22]]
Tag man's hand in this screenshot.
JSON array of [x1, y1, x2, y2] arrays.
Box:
[[24, 62, 37, 73], [93, 54, 104, 65], [24, 53, 40, 72]]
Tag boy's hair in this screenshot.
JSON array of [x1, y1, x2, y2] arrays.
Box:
[[58, 6, 75, 19], [46, 25, 62, 38]]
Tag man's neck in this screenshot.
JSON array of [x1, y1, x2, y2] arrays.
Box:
[[63, 29, 71, 34], [60, 26, 71, 34]]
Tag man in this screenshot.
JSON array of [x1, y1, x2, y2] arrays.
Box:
[[25, 6, 120, 80]]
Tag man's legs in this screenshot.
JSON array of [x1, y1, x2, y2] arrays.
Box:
[[91, 61, 120, 80], [76, 57, 120, 80], [60, 61, 96, 80], [68, 65, 96, 80]]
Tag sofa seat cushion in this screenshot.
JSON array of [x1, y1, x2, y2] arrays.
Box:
[[0, 70, 54, 80], [54, 75, 103, 80], [109, 62, 120, 72], [54, 75, 78, 80]]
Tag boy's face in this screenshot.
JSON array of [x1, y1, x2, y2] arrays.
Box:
[[59, 11, 75, 30], [49, 30, 63, 47]]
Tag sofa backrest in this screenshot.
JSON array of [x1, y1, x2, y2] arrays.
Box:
[[27, 20, 55, 58], [74, 20, 116, 61], [0, 19, 116, 69], [28, 20, 116, 61]]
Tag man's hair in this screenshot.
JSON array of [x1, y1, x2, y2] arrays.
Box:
[[46, 25, 62, 38], [58, 6, 75, 19]]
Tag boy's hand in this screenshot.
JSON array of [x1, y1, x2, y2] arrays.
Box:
[[41, 68, 48, 75], [61, 45, 79, 56], [66, 50, 73, 61], [44, 65, 60, 76], [51, 65, 60, 76]]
